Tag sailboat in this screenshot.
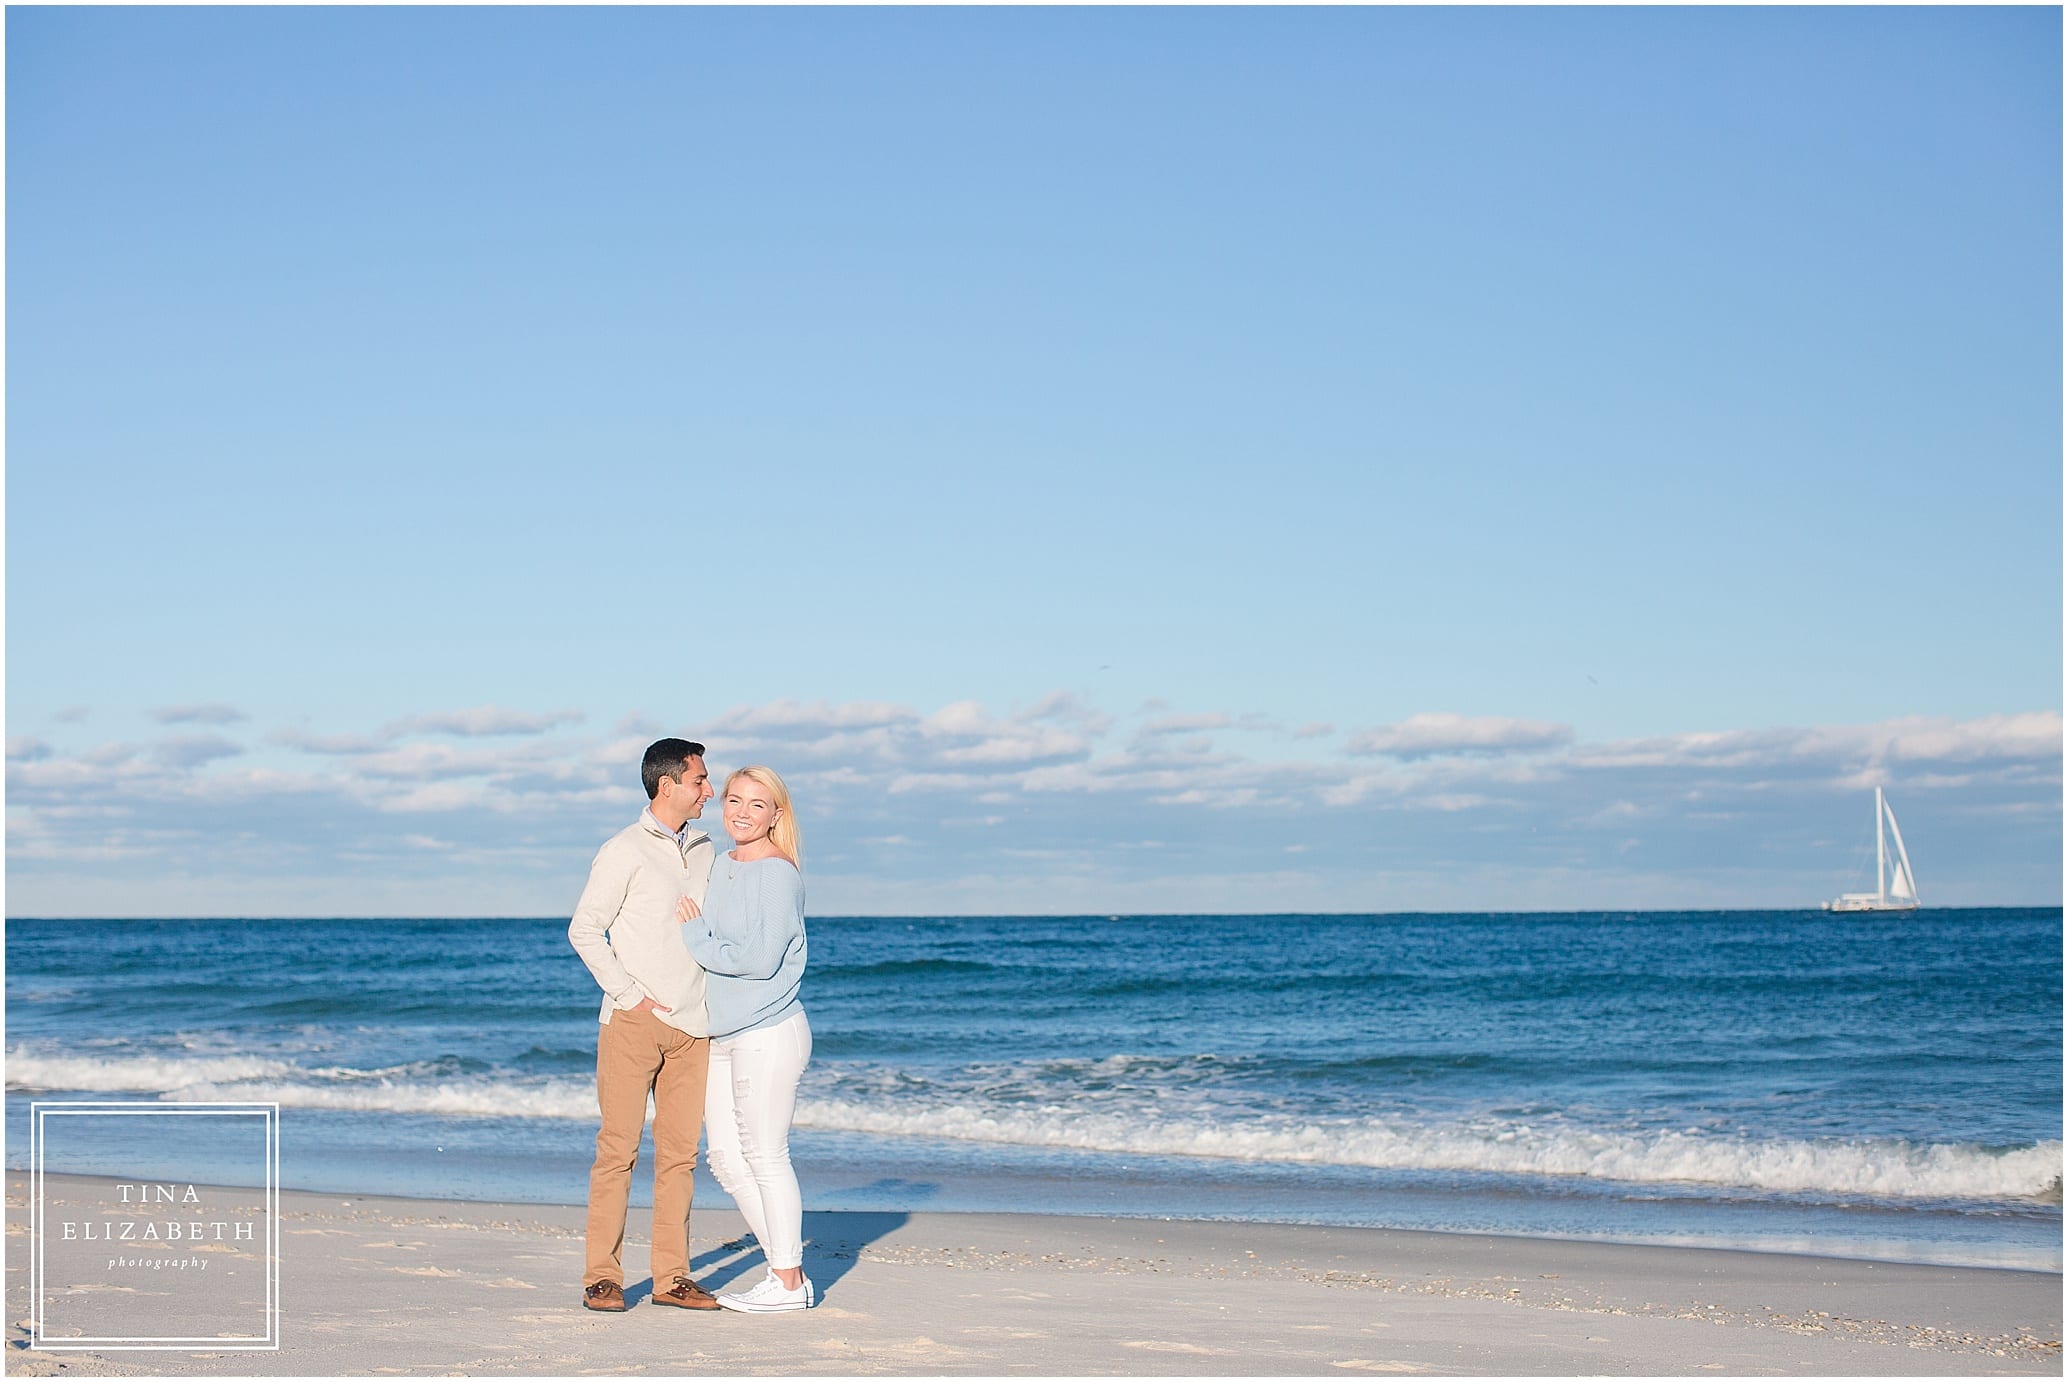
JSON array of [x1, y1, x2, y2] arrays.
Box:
[[1824, 787, 1921, 912]]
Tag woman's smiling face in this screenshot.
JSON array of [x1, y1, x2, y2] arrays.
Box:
[[723, 779, 780, 845]]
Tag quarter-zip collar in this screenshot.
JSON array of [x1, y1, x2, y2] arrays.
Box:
[[641, 807, 709, 861]]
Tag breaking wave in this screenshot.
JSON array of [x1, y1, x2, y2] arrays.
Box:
[[5, 1050, 596, 1120], [8, 1048, 2056, 1202], [796, 1097, 2063, 1201]]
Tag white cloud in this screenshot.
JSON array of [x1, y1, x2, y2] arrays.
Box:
[[1151, 787, 1260, 808], [921, 700, 993, 738], [887, 771, 993, 795], [269, 728, 386, 755], [703, 699, 919, 735], [912, 700, 1092, 767], [1136, 712, 1232, 738], [1013, 691, 1113, 735], [1573, 712, 2064, 774], [380, 781, 506, 814], [151, 735, 245, 768], [1574, 800, 1648, 828], [384, 706, 585, 737], [746, 726, 916, 765], [1347, 713, 1576, 759], [151, 703, 247, 725], [3, 697, 2059, 914], [1417, 793, 1494, 813], [6, 738, 52, 763], [76, 742, 145, 768], [1872, 712, 2062, 763], [352, 742, 510, 782], [274, 707, 597, 754], [937, 727, 1090, 766]]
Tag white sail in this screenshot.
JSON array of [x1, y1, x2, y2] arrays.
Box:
[[1883, 800, 1919, 904]]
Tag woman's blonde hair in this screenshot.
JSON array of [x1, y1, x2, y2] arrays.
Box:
[[726, 765, 801, 867]]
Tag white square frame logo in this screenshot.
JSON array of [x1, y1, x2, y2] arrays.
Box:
[[30, 1101, 281, 1351]]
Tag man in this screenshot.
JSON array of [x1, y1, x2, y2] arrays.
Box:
[[568, 737, 719, 1312]]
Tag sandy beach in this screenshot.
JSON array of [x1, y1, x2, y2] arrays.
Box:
[[6, 1173, 2059, 1376]]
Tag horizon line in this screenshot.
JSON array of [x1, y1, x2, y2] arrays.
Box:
[[5, 904, 2059, 923]]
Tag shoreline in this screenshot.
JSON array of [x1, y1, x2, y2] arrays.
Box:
[[13, 1143, 2056, 1275], [226, 1176, 2068, 1272], [18, 1161, 2058, 1275], [9, 1173, 2060, 1376]]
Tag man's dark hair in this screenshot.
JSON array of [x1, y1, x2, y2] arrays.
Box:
[[641, 738, 707, 800]]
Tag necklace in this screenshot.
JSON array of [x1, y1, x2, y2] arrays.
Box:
[[727, 847, 776, 880]]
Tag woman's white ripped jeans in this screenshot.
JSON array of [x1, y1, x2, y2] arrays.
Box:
[[703, 1010, 812, 1270]]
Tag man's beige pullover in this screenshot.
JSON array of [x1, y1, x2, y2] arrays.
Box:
[[568, 810, 715, 1037]]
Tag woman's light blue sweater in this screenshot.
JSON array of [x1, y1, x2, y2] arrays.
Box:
[[681, 854, 806, 1041]]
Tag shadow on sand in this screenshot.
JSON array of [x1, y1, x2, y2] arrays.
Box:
[[651, 1210, 912, 1303]]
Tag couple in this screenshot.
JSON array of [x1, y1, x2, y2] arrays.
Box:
[[567, 738, 813, 1316]]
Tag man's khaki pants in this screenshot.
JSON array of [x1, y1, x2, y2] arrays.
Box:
[[584, 1007, 710, 1289]]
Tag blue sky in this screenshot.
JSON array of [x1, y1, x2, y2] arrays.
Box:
[[7, 6, 2060, 915]]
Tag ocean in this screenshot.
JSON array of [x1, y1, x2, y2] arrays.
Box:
[[5, 909, 2060, 1271]]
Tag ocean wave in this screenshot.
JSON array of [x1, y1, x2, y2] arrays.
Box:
[[9, 1049, 2058, 1201], [792, 1099, 2062, 1202], [6, 1050, 594, 1119], [6, 1052, 299, 1090], [172, 1078, 597, 1120]]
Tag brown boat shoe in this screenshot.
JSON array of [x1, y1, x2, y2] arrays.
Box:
[[582, 1280, 626, 1312], [653, 1276, 721, 1310]]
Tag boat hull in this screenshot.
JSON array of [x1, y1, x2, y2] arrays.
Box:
[[1824, 897, 1922, 912]]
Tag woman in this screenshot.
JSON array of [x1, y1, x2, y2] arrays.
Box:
[[677, 765, 814, 1313]]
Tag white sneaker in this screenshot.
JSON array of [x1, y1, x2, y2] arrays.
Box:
[[717, 1271, 814, 1313]]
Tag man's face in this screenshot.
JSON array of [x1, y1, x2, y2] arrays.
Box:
[[667, 755, 714, 818]]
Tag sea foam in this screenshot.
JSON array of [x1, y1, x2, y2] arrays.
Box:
[[9, 1047, 2057, 1202], [796, 1096, 2063, 1201]]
